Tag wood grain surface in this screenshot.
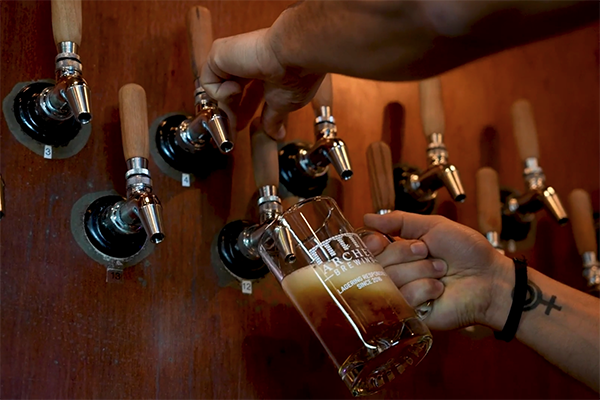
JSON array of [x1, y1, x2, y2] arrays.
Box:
[[1, 1, 599, 399]]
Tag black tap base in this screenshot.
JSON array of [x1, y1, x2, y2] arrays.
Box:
[[500, 188, 533, 243], [84, 195, 148, 259], [12, 81, 82, 147], [215, 220, 269, 281], [154, 113, 227, 178], [393, 164, 436, 215], [279, 141, 328, 198]]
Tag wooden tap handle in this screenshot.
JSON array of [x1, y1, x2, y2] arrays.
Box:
[[568, 189, 597, 255], [476, 167, 502, 234], [52, 0, 82, 46], [311, 74, 333, 116], [511, 99, 540, 161], [367, 141, 395, 213], [119, 84, 149, 161], [419, 77, 445, 138], [187, 6, 213, 81], [251, 119, 279, 188]]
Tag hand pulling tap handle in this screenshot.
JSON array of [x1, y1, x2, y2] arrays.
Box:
[[185, 5, 233, 154], [251, 120, 279, 188], [311, 74, 333, 117], [476, 167, 502, 251], [187, 6, 212, 82], [51, 0, 82, 46], [367, 142, 395, 214], [119, 84, 149, 161], [419, 77, 445, 139], [511, 99, 540, 162], [568, 189, 597, 256]]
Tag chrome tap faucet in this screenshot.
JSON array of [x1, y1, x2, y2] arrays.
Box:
[[279, 74, 353, 198], [38, 41, 92, 125], [108, 157, 165, 244], [503, 100, 568, 225], [152, 6, 233, 179], [214, 119, 295, 282], [299, 101, 353, 181], [404, 78, 466, 204], [4, 0, 93, 154]]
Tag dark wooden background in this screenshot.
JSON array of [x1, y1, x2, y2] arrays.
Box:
[[1, 1, 599, 398]]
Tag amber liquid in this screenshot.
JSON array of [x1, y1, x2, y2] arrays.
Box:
[[282, 261, 432, 396]]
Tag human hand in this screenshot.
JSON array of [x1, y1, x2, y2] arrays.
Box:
[[201, 28, 324, 139], [364, 211, 513, 331]]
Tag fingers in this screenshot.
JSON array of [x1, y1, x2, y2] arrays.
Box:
[[201, 28, 280, 126], [362, 232, 391, 256], [364, 211, 445, 240], [202, 29, 277, 88], [261, 97, 287, 139], [223, 79, 265, 132], [235, 79, 265, 131], [384, 259, 447, 287], [399, 279, 445, 309], [376, 239, 429, 267]]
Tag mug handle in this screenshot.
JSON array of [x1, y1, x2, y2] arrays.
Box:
[[356, 227, 434, 320]]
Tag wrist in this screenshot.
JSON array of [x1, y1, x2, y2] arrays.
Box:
[[480, 255, 516, 330]]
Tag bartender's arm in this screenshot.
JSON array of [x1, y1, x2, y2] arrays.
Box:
[[364, 211, 600, 392], [201, 0, 598, 137]]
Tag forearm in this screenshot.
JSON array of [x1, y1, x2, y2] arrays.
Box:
[[266, 0, 598, 81], [487, 260, 599, 391], [266, 1, 440, 80]]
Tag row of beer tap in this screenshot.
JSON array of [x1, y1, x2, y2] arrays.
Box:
[[3, 1, 597, 292], [365, 80, 599, 294]]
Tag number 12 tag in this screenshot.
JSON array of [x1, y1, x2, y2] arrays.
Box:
[[241, 280, 252, 295]]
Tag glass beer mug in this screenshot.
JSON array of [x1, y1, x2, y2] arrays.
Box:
[[258, 197, 433, 396]]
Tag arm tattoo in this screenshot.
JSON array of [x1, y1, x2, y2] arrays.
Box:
[[513, 280, 563, 315]]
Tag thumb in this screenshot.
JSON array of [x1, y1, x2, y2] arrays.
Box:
[[363, 211, 443, 240]]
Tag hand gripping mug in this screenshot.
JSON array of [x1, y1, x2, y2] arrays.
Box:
[[258, 197, 433, 396]]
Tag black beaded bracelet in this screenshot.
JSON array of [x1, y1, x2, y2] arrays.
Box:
[[494, 258, 528, 342]]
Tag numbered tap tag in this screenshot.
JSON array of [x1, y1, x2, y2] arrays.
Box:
[[241, 280, 252, 295], [106, 268, 124, 284], [181, 173, 191, 187], [43, 145, 53, 159]]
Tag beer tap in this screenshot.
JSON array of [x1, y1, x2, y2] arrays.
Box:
[[152, 6, 233, 180], [3, 0, 92, 157], [393, 77, 466, 214], [213, 120, 296, 282], [568, 189, 600, 294], [73, 84, 164, 264], [279, 74, 353, 198], [367, 141, 395, 215], [500, 99, 568, 243], [476, 167, 504, 253]]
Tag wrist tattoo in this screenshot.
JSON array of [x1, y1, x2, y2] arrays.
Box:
[[512, 280, 562, 315]]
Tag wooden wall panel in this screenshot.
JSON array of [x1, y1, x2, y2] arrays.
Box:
[[1, 1, 598, 399]]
